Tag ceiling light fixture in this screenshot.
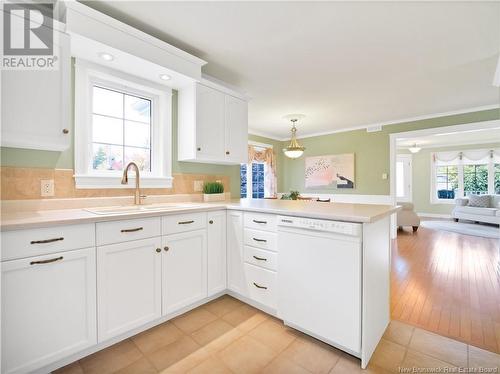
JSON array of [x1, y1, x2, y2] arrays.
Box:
[[283, 115, 306, 159], [408, 143, 421, 153], [98, 52, 114, 62], [159, 74, 171, 81]]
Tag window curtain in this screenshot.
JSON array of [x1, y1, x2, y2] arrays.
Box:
[[248, 145, 277, 197], [433, 148, 500, 165]]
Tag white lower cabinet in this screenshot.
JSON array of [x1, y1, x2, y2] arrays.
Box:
[[227, 210, 247, 296], [162, 230, 207, 315], [1, 248, 97, 374], [97, 237, 162, 342], [207, 211, 227, 296]]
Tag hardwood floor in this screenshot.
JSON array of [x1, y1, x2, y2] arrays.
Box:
[[392, 224, 500, 354]]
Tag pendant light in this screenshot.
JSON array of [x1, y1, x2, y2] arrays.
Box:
[[283, 117, 305, 159], [408, 143, 421, 154]]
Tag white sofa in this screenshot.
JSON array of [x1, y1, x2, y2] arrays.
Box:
[[452, 195, 500, 225]]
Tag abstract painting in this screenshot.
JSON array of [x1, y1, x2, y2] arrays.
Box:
[[305, 154, 355, 189]]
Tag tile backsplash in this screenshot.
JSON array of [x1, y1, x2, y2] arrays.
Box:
[[0, 167, 230, 200]]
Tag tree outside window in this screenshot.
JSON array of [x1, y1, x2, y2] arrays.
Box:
[[495, 164, 500, 194], [463, 164, 488, 196]]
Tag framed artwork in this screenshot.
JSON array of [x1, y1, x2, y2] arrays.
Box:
[[305, 153, 355, 189]]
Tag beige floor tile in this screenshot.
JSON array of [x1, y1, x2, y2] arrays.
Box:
[[187, 356, 233, 374], [172, 308, 218, 334], [160, 347, 211, 373], [248, 319, 296, 353], [262, 355, 311, 374], [191, 319, 235, 346], [53, 361, 84, 374], [217, 335, 277, 374], [202, 326, 245, 354], [235, 311, 269, 332], [146, 335, 201, 371], [79, 339, 143, 374], [409, 328, 468, 367], [468, 345, 500, 369], [203, 296, 244, 317], [114, 357, 158, 374], [329, 353, 390, 374], [221, 304, 263, 328], [281, 335, 341, 373], [132, 322, 184, 354], [402, 350, 457, 369], [369, 339, 406, 373], [383, 321, 414, 347]]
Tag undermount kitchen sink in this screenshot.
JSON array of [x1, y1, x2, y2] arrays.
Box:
[[84, 203, 204, 215]]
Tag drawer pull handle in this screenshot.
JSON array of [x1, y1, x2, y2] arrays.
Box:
[[253, 238, 267, 243], [252, 219, 267, 224], [253, 255, 267, 261], [178, 220, 195, 225], [30, 256, 63, 265], [30, 237, 64, 244], [121, 227, 143, 233], [253, 282, 267, 290]]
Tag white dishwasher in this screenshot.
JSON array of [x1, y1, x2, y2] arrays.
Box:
[[277, 215, 363, 355]]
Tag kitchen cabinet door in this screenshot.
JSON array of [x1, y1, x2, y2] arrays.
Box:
[[224, 94, 248, 163], [2, 248, 96, 374], [97, 237, 162, 342], [195, 84, 225, 161], [207, 211, 227, 296], [227, 211, 247, 296], [162, 230, 207, 315]]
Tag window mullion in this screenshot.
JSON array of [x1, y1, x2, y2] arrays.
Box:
[[488, 159, 494, 195], [458, 164, 464, 197]]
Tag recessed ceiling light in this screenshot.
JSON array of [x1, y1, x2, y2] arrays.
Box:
[[159, 74, 171, 81], [98, 52, 114, 61]]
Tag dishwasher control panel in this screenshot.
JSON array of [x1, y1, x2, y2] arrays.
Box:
[[277, 215, 362, 237]]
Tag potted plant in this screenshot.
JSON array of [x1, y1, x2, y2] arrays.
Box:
[[281, 190, 301, 200], [203, 181, 225, 202]]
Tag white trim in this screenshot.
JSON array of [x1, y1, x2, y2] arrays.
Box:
[[248, 140, 273, 149], [396, 154, 412, 203], [396, 138, 500, 150], [417, 213, 452, 219], [74, 60, 173, 189], [249, 104, 500, 141], [493, 55, 500, 87]]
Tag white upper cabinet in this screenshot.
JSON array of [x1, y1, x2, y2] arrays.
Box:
[[1, 30, 71, 151], [178, 81, 248, 165]]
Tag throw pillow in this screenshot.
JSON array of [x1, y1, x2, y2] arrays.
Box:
[[468, 195, 491, 208]]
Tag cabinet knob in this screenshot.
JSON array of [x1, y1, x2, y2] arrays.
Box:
[[197, 147, 201, 151], [209, 220, 214, 224], [225, 151, 230, 155], [62, 128, 69, 134], [155, 248, 161, 253], [164, 246, 169, 252]]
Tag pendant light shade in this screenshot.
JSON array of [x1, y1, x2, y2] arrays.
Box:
[[283, 118, 305, 159]]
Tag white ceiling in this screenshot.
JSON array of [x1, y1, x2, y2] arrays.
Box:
[[82, 1, 500, 139]]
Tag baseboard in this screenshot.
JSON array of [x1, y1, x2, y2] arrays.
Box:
[[417, 212, 452, 219]]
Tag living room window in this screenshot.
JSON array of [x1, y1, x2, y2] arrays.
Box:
[[431, 148, 500, 203]]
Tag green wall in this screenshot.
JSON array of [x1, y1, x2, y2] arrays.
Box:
[[280, 108, 500, 195], [399, 142, 500, 215]]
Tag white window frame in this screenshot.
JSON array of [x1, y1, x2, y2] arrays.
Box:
[[396, 154, 412, 202], [430, 149, 497, 204], [74, 60, 172, 189], [243, 141, 273, 199]]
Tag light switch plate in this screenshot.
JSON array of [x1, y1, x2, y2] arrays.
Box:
[[194, 180, 204, 192], [382, 173, 388, 180], [41, 179, 54, 197]]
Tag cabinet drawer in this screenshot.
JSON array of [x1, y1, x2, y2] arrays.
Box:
[[244, 229, 277, 252], [244, 212, 277, 232], [96, 217, 161, 246], [163, 212, 206, 235], [1, 223, 95, 261], [244, 246, 277, 271], [244, 263, 277, 309]]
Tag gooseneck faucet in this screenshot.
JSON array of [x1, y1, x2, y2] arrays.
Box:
[[121, 162, 143, 205]]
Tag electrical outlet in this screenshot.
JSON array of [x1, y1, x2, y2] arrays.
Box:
[[194, 180, 204, 192], [41, 179, 54, 197]]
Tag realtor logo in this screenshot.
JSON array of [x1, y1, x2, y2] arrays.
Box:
[[2, 2, 58, 69]]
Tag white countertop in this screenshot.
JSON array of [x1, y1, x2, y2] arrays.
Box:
[[0, 199, 400, 231]]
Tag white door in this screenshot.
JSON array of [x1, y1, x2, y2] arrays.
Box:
[[97, 238, 162, 342], [207, 211, 227, 296], [224, 95, 248, 163], [226, 211, 247, 296], [196, 84, 225, 160], [2, 248, 96, 374], [396, 154, 412, 202], [162, 230, 207, 315]]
